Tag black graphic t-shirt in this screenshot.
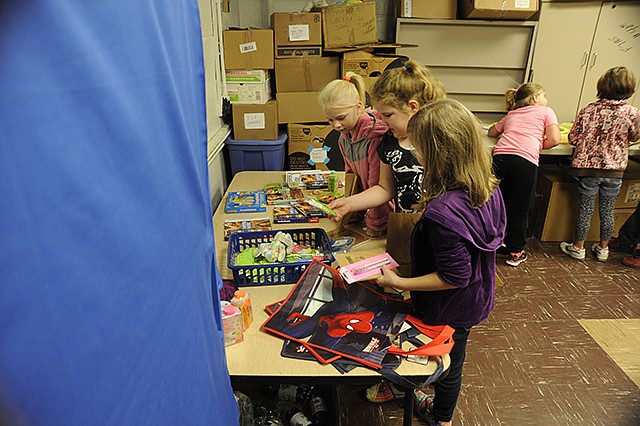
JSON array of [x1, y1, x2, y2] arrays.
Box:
[[377, 132, 424, 212]]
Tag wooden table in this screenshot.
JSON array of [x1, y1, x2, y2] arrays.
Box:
[[216, 171, 449, 426]]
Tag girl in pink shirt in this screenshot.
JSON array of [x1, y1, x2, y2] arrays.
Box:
[[488, 83, 560, 266]]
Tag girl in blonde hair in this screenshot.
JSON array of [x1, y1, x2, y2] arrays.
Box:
[[318, 72, 391, 237], [328, 60, 446, 222], [377, 99, 506, 426], [488, 82, 560, 266]]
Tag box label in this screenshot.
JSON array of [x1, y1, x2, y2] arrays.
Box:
[[243, 113, 265, 129], [515, 0, 530, 8], [288, 24, 310, 42], [625, 182, 640, 204], [239, 41, 257, 53], [404, 0, 412, 17]]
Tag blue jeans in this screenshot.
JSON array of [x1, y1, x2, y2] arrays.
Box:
[[574, 177, 622, 242]]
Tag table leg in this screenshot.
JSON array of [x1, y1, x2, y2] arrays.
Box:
[[403, 387, 413, 426]]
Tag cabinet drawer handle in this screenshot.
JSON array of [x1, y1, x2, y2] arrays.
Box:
[[581, 51, 588, 68], [589, 53, 598, 69]]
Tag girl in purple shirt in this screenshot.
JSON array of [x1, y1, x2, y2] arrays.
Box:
[[378, 99, 506, 425]]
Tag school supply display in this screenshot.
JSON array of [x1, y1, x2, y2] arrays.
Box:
[[264, 183, 304, 205], [339, 253, 399, 284], [223, 217, 272, 240], [225, 190, 267, 213], [273, 200, 324, 224], [228, 229, 335, 286], [286, 170, 336, 190], [306, 198, 337, 217]]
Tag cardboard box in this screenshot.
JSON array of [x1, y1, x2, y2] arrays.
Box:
[[272, 12, 322, 47], [399, 0, 457, 19], [275, 57, 340, 92], [223, 29, 274, 70], [618, 160, 640, 208], [341, 50, 408, 91], [232, 99, 279, 140], [458, 0, 539, 20], [322, 3, 378, 49], [276, 92, 326, 124], [287, 123, 345, 171], [534, 165, 639, 242], [225, 70, 272, 104]]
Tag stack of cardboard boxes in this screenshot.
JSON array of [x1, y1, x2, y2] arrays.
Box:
[[223, 1, 539, 167]]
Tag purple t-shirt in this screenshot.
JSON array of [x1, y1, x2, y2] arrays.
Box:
[[410, 188, 506, 328]]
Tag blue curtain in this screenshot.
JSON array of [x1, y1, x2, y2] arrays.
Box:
[[0, 1, 238, 424]]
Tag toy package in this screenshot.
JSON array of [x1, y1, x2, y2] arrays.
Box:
[[223, 217, 272, 240], [225, 190, 267, 213]]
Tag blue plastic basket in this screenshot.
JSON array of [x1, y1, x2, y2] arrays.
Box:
[[227, 228, 335, 286]]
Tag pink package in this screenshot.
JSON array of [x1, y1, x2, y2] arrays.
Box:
[[340, 253, 399, 284]]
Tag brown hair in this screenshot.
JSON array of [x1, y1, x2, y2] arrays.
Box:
[[318, 72, 367, 109], [597, 66, 637, 100], [369, 60, 446, 111], [505, 82, 544, 111], [408, 99, 499, 209]]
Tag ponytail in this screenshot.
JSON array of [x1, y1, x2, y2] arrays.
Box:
[[506, 83, 544, 111], [370, 59, 446, 110], [318, 72, 366, 109]]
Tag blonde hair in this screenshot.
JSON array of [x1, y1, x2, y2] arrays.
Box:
[[505, 83, 544, 111], [597, 66, 637, 100], [408, 99, 499, 209], [318, 72, 366, 109], [369, 60, 446, 111]]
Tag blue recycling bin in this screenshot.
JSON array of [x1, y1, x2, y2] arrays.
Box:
[[225, 131, 287, 174]]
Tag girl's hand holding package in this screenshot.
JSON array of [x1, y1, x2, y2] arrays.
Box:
[[376, 265, 402, 289], [328, 197, 350, 222]]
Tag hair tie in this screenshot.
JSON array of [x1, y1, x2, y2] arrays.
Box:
[[403, 65, 408, 71], [343, 75, 351, 82]]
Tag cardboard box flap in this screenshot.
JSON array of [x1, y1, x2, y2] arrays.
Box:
[[322, 2, 378, 49], [323, 42, 418, 54]]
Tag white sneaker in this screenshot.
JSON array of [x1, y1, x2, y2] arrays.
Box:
[[591, 243, 609, 262], [560, 242, 586, 260]]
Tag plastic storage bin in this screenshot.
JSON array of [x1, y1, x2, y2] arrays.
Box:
[[227, 228, 335, 286], [225, 131, 286, 175]]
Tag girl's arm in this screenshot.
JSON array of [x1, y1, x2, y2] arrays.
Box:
[[377, 219, 468, 292], [328, 162, 396, 221], [543, 124, 561, 149], [377, 266, 456, 291], [487, 125, 501, 138]]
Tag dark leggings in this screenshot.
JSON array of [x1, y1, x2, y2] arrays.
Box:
[[433, 327, 471, 423], [493, 155, 538, 252]]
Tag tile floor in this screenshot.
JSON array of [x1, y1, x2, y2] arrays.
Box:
[[337, 239, 640, 426]]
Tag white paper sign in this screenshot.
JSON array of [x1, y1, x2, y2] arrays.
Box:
[[515, 0, 530, 9], [309, 147, 328, 164], [239, 41, 257, 53], [243, 113, 265, 129], [288, 24, 310, 42]]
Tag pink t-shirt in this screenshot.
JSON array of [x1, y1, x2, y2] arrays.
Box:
[[492, 105, 558, 166]]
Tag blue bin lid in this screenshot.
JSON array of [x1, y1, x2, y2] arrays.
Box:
[[226, 131, 287, 146]]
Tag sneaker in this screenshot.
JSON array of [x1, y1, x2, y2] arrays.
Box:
[[622, 254, 640, 269], [365, 382, 404, 403], [560, 242, 586, 260], [414, 389, 451, 426], [608, 237, 636, 254], [496, 244, 509, 256], [591, 243, 609, 262], [506, 250, 527, 267]]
